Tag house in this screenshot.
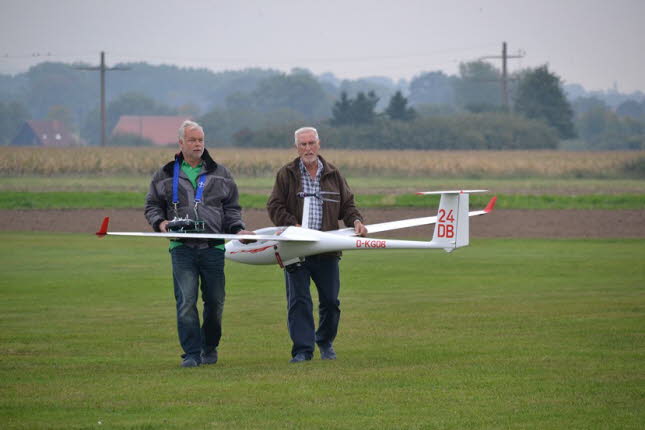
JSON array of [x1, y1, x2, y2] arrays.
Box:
[[11, 120, 79, 146], [112, 116, 189, 146]]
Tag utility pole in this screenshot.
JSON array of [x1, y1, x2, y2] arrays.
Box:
[[76, 52, 129, 146], [479, 42, 524, 108]]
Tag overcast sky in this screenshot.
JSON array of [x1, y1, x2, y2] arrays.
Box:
[[1, 0, 644, 93]]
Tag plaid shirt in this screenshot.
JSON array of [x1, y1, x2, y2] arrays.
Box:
[[299, 158, 324, 230]]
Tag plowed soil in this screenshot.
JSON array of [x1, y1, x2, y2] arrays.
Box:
[[2, 208, 644, 238]]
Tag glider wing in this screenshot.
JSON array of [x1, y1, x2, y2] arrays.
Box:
[[328, 196, 497, 237], [96, 217, 317, 242]]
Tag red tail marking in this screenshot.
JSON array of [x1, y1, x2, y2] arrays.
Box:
[[484, 196, 497, 213], [96, 217, 109, 238]]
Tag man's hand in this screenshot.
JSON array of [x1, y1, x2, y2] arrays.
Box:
[[237, 229, 257, 244], [354, 219, 368, 237], [159, 220, 169, 232]]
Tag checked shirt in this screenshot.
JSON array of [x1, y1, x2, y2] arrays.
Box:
[[299, 158, 324, 231]]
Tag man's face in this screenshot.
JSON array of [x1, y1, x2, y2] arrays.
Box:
[[296, 130, 320, 167], [179, 127, 205, 164]]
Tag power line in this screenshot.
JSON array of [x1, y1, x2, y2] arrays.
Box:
[[2, 44, 499, 66]]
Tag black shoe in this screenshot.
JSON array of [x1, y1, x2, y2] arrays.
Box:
[[319, 345, 337, 360], [181, 356, 200, 368], [289, 353, 311, 363], [201, 349, 218, 365]]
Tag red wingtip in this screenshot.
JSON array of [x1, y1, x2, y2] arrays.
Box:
[[484, 196, 497, 213], [96, 217, 110, 238]]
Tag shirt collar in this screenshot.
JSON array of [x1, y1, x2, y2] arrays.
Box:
[[299, 158, 323, 178], [181, 160, 202, 170]]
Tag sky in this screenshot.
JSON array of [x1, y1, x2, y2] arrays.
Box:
[[1, 0, 644, 93]]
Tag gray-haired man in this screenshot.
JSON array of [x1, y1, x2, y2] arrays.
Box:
[[145, 120, 253, 367], [267, 126, 367, 363]]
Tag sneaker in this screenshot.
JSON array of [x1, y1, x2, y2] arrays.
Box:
[[201, 349, 218, 365], [181, 356, 200, 368], [319, 345, 337, 360], [289, 353, 312, 363]]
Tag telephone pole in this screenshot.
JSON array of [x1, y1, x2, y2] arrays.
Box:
[[76, 52, 129, 146], [480, 42, 524, 108]]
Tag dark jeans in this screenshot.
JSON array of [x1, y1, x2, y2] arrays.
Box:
[[170, 246, 225, 360], [284, 255, 341, 358]]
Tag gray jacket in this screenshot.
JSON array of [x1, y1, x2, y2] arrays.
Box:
[[144, 149, 245, 246]]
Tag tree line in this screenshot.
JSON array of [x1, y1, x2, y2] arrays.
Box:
[[0, 60, 644, 149]]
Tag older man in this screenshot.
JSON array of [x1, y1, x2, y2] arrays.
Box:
[[267, 126, 367, 363], [145, 120, 253, 368]]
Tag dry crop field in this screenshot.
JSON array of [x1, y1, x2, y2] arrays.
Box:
[[1, 147, 643, 178]]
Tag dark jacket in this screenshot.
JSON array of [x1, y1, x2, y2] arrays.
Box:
[[145, 149, 245, 246], [267, 155, 363, 232]]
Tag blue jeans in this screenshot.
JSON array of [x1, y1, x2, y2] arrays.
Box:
[[170, 246, 225, 360], [284, 255, 341, 358]]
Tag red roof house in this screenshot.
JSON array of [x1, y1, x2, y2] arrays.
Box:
[[112, 116, 190, 146], [11, 120, 79, 146]]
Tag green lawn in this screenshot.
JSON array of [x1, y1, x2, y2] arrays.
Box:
[[2, 175, 643, 210], [2, 191, 645, 210], [1, 175, 644, 194], [1, 234, 643, 429]]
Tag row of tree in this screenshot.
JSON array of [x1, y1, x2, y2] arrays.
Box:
[[233, 113, 559, 150], [0, 101, 29, 145], [1, 60, 644, 149], [572, 97, 645, 150]]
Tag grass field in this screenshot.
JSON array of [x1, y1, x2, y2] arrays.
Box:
[[1, 233, 643, 429], [2, 190, 645, 210], [2, 147, 643, 211], [1, 175, 644, 210], [2, 175, 645, 194]]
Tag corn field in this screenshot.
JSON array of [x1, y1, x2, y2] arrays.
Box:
[[0, 147, 643, 178]]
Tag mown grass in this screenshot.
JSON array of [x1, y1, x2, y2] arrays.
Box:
[[1, 175, 644, 195], [1, 234, 643, 429], [1, 191, 644, 210]]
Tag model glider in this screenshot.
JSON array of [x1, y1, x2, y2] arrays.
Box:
[[97, 190, 496, 267]]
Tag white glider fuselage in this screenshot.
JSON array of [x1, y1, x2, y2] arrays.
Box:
[[225, 226, 448, 266]]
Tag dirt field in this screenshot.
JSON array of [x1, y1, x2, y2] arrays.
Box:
[[2, 208, 644, 238]]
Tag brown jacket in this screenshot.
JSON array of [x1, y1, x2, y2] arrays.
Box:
[[267, 156, 363, 232]]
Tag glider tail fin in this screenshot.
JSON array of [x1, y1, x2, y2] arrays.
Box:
[[96, 217, 109, 238], [418, 190, 487, 252], [432, 193, 468, 252]]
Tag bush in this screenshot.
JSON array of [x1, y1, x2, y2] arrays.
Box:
[[228, 113, 559, 150], [317, 113, 558, 150]]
